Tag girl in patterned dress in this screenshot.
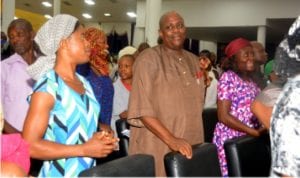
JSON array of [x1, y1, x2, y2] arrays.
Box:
[[212, 38, 266, 177], [22, 14, 118, 177]]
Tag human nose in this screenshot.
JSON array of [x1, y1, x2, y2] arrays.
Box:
[[120, 66, 125, 72], [249, 54, 255, 61], [9, 35, 18, 45]]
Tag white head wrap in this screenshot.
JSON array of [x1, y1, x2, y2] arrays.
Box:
[[27, 14, 78, 80], [118, 46, 137, 60]]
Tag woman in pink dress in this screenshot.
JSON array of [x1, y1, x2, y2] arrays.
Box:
[[213, 38, 265, 177]]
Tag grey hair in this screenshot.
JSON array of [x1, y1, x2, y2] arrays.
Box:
[[159, 11, 184, 29]]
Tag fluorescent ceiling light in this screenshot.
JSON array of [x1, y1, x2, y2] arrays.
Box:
[[42, 1, 52, 7], [127, 12, 136, 18], [82, 13, 92, 19], [14, 16, 18, 20], [104, 13, 111, 17], [44, 14, 52, 19], [84, 0, 95, 5]]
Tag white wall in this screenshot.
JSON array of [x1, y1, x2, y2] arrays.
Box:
[[133, 0, 300, 49], [199, 40, 218, 54], [2, 0, 15, 33], [136, 0, 300, 27]]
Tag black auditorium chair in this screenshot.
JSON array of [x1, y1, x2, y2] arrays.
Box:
[[79, 154, 155, 177], [164, 143, 222, 177], [115, 118, 130, 157], [224, 133, 271, 177], [202, 108, 218, 142]]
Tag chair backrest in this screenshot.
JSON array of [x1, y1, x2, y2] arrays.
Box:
[[115, 119, 130, 157], [79, 154, 155, 177], [202, 108, 218, 142], [224, 133, 271, 177], [164, 143, 222, 177]]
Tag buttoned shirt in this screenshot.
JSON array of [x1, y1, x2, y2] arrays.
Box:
[[1, 53, 34, 131]]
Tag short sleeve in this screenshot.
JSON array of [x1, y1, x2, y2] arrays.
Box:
[[217, 71, 235, 101], [255, 83, 282, 107], [127, 49, 158, 119], [28, 73, 58, 102], [112, 81, 127, 116]]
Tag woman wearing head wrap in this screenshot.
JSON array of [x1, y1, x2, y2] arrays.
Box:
[[251, 59, 281, 129], [212, 38, 265, 177], [76, 27, 114, 133], [269, 15, 300, 177], [22, 14, 118, 177]]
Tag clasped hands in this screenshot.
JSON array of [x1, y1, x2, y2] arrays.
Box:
[[82, 130, 119, 158]]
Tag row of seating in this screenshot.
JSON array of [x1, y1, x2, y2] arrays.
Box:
[[114, 107, 219, 157], [79, 108, 271, 177], [79, 134, 270, 177]]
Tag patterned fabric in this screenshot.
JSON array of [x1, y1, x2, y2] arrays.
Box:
[[77, 64, 114, 125], [27, 14, 78, 81], [28, 69, 100, 177], [270, 74, 300, 177], [213, 70, 260, 177], [269, 15, 300, 177], [84, 28, 109, 76]]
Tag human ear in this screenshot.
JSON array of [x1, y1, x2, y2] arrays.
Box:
[[30, 31, 36, 41], [58, 39, 68, 50]]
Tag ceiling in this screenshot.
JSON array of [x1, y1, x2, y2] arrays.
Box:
[[15, 0, 138, 23], [15, 0, 294, 45]]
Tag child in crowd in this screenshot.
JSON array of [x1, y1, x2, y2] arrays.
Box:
[[111, 54, 135, 135]]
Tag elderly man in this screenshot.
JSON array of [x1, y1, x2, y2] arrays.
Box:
[[127, 11, 205, 176], [251, 41, 268, 89], [1, 19, 39, 133]]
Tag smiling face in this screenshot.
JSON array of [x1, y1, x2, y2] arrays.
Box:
[[235, 45, 255, 72], [159, 12, 186, 50], [118, 55, 134, 81], [199, 56, 211, 70]]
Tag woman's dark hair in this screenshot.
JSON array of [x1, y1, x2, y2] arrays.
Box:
[[72, 21, 81, 33], [221, 56, 235, 72], [199, 49, 211, 59], [221, 54, 255, 79], [199, 49, 212, 71]]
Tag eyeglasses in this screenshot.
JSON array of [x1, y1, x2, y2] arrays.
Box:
[[164, 23, 185, 31]]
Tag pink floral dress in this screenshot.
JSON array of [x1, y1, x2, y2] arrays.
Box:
[[213, 70, 260, 177]]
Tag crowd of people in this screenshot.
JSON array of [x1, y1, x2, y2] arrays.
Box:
[[1, 11, 299, 177]]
